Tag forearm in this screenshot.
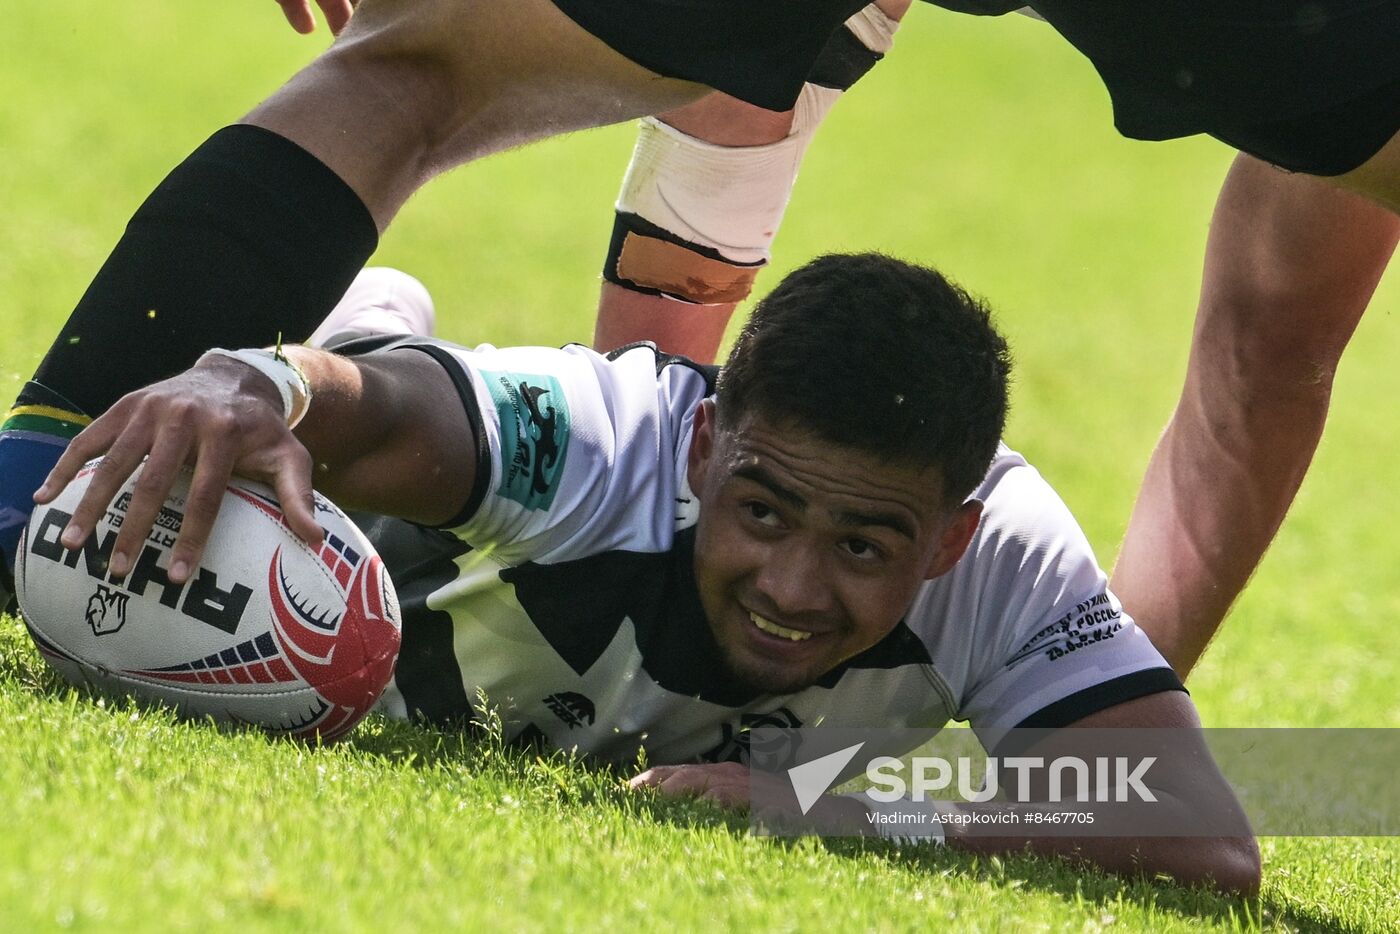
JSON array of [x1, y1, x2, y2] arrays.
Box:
[[286, 346, 471, 524], [821, 787, 1257, 894], [1113, 156, 1399, 676], [948, 826, 1260, 896]]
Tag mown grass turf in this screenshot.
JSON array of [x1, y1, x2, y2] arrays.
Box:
[[3, 3, 1398, 931]]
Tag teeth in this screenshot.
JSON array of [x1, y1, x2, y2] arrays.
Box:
[[750, 612, 812, 642]]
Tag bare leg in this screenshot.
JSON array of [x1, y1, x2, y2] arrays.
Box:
[[591, 95, 796, 361], [591, 0, 914, 362], [249, 0, 709, 229], [1333, 127, 1400, 215], [1112, 154, 1399, 676]]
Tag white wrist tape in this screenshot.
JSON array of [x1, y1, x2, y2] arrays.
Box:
[[202, 347, 312, 429], [609, 2, 901, 303], [843, 791, 948, 846], [616, 116, 805, 267]]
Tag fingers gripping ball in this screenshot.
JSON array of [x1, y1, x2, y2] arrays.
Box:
[[15, 460, 401, 741]]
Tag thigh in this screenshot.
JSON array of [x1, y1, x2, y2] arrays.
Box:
[[549, 0, 865, 111], [1213, 76, 1400, 179], [1333, 123, 1400, 214], [249, 0, 715, 224]]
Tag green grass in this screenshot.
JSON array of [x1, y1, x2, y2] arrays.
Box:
[[3, 3, 1399, 931]]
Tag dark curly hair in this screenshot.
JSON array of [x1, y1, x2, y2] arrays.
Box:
[[716, 253, 1011, 504]]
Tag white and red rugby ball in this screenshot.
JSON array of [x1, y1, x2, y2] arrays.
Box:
[[15, 460, 402, 741]]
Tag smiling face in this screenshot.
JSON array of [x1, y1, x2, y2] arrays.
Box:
[[687, 400, 982, 695]]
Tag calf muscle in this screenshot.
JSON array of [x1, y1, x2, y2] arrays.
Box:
[[248, 0, 707, 228]]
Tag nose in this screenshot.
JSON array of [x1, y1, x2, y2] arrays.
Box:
[[752, 536, 833, 620]]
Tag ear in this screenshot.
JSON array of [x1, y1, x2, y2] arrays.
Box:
[[687, 398, 718, 490], [924, 499, 982, 580]]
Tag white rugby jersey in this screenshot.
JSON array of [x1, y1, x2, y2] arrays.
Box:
[[359, 338, 1181, 765]]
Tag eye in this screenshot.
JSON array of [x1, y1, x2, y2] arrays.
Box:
[[841, 538, 883, 562], [744, 501, 782, 527]]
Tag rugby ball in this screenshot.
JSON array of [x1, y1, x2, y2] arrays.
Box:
[[14, 460, 401, 741]]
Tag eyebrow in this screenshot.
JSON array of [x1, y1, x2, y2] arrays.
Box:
[[732, 465, 917, 541], [734, 465, 807, 511]]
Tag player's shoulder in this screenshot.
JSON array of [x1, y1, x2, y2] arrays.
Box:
[[912, 441, 1106, 634], [438, 340, 712, 565], [603, 340, 719, 384], [968, 442, 1087, 554]]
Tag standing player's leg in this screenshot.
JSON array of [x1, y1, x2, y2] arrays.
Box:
[[1111, 154, 1400, 676], [0, 0, 710, 602], [592, 0, 912, 363], [1334, 128, 1400, 215], [590, 94, 799, 361]]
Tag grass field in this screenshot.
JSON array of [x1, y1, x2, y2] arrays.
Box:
[[3, 3, 1399, 931]]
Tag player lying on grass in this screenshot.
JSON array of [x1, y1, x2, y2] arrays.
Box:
[[33, 258, 1260, 894], [3, 1, 1397, 690]]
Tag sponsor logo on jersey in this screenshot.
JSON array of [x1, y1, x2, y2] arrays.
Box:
[[542, 691, 595, 728], [481, 371, 570, 511], [702, 707, 804, 764]]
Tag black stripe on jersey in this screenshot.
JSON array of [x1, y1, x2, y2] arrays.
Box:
[[602, 341, 720, 391], [406, 343, 492, 528], [502, 526, 757, 703], [327, 335, 492, 528], [354, 512, 476, 725], [502, 526, 935, 707], [995, 667, 1188, 756], [814, 619, 933, 686]]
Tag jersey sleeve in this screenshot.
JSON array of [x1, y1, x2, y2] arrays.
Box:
[[950, 449, 1185, 754], [338, 336, 710, 567]]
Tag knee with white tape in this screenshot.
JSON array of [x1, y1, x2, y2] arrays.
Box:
[[603, 3, 900, 306]]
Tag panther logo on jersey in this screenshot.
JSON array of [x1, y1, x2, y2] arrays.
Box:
[[482, 370, 571, 511]]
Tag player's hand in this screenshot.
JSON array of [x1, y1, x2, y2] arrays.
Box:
[[32, 355, 322, 586], [275, 0, 357, 36], [628, 762, 753, 810], [628, 762, 873, 834]]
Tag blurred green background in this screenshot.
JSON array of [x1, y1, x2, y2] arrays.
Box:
[[2, 2, 1398, 929]]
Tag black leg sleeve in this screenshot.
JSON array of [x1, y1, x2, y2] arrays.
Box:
[[33, 124, 378, 417]]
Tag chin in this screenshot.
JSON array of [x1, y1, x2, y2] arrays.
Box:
[[718, 646, 829, 696]]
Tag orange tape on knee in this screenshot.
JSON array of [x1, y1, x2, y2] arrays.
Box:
[[615, 232, 762, 305]]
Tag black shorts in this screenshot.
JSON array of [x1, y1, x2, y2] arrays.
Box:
[[1028, 0, 1400, 175], [551, 0, 866, 112], [549, 0, 1400, 176]]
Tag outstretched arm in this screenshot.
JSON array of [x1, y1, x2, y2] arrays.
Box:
[[35, 347, 475, 585], [631, 690, 1259, 894], [940, 691, 1260, 895], [1112, 154, 1399, 676], [0, 0, 707, 600]]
